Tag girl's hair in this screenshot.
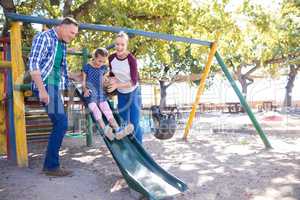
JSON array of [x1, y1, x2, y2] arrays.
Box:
[[92, 48, 108, 60], [116, 31, 129, 42]]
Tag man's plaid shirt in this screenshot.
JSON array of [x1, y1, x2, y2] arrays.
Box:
[[28, 28, 68, 91]]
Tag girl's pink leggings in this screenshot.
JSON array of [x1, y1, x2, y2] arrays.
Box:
[[88, 101, 114, 121]]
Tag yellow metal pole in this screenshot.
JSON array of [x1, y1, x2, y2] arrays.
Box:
[[10, 22, 28, 167], [0, 73, 7, 155], [0, 51, 4, 154], [183, 33, 220, 140]]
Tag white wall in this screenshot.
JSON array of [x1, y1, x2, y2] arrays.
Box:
[[141, 75, 300, 105]]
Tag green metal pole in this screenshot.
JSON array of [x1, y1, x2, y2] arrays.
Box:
[[215, 51, 272, 149], [14, 83, 31, 91], [82, 48, 89, 65], [86, 114, 93, 147], [82, 48, 93, 146]]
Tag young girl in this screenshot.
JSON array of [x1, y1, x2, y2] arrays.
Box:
[[82, 48, 133, 140], [107, 32, 144, 144]]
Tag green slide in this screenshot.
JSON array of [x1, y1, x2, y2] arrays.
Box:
[[74, 86, 188, 200]]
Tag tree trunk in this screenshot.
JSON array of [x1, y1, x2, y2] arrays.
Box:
[[238, 76, 248, 99], [0, 0, 15, 12], [283, 64, 299, 107], [234, 65, 257, 100], [70, 0, 96, 19], [159, 81, 168, 109], [50, 0, 60, 6], [0, 0, 16, 37], [63, 0, 73, 17]]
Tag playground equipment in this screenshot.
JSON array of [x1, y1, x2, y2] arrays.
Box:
[[150, 105, 177, 140], [0, 24, 27, 166], [0, 40, 93, 166], [74, 84, 187, 200], [0, 12, 272, 169], [20, 48, 92, 144]]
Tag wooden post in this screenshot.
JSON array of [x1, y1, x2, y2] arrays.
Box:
[[10, 22, 28, 167]]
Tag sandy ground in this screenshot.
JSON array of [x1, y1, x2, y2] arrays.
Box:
[[1, 112, 300, 200]]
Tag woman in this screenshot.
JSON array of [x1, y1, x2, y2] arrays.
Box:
[[107, 31, 143, 144]]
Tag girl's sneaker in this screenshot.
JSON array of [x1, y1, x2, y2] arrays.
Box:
[[104, 125, 114, 141], [124, 123, 134, 135], [115, 128, 127, 140], [115, 124, 134, 140]]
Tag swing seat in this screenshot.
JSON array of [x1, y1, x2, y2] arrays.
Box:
[[151, 106, 177, 140]]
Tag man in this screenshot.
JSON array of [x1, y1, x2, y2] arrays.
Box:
[[29, 17, 79, 177]]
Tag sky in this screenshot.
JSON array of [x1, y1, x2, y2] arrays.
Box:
[[191, 0, 282, 11], [224, 0, 282, 12], [190, 0, 282, 30]]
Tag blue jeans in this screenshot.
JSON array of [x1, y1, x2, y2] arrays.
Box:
[[117, 87, 143, 144], [34, 85, 68, 171]]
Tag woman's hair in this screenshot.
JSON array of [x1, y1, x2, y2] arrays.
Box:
[[116, 31, 129, 42], [92, 48, 108, 60]]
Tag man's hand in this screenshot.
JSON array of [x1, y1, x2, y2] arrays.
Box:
[[30, 70, 49, 105], [39, 89, 49, 105]]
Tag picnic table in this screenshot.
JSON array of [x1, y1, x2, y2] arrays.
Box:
[[224, 102, 244, 113], [257, 101, 278, 112]]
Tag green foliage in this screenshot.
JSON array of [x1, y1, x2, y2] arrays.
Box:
[[235, 0, 299, 76], [4, 0, 298, 83], [141, 44, 203, 81]]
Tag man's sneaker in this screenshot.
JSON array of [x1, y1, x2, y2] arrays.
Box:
[[43, 168, 73, 177], [104, 125, 114, 141]]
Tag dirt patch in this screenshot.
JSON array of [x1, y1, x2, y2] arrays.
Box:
[[1, 113, 300, 200]]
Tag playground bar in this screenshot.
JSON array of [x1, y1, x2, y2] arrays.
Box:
[[14, 83, 30, 91], [215, 51, 272, 149], [82, 48, 93, 146], [0, 37, 10, 60], [6, 68, 17, 162], [5, 13, 212, 47], [2, 13, 271, 167], [86, 115, 93, 147], [183, 33, 220, 139], [10, 22, 28, 166], [0, 70, 7, 155]]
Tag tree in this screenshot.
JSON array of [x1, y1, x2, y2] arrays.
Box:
[[141, 44, 205, 108], [14, 0, 200, 70], [227, 0, 299, 103], [219, 1, 280, 99], [3, 0, 298, 107], [0, 0, 16, 37], [278, 0, 300, 107]]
